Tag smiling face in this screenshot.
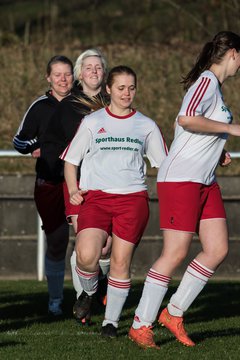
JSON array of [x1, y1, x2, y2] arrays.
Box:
[[79, 56, 104, 95], [106, 73, 136, 113], [46, 62, 73, 101]]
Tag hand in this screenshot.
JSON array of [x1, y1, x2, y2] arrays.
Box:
[[101, 236, 112, 258], [31, 148, 41, 158], [69, 189, 88, 205], [219, 149, 231, 167]]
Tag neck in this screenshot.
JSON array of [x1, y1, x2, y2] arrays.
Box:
[[108, 104, 132, 117], [51, 91, 68, 102], [209, 64, 227, 84], [82, 86, 101, 97]]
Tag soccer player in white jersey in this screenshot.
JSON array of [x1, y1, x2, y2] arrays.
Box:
[[61, 65, 168, 337], [129, 31, 240, 349]]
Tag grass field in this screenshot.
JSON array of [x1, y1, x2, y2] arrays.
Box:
[[1, 280, 240, 359]]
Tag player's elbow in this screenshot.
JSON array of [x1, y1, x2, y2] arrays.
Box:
[[177, 116, 189, 128], [13, 143, 29, 155], [13, 137, 30, 154]]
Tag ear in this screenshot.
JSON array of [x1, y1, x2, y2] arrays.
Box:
[[106, 85, 111, 94], [46, 74, 51, 84], [231, 48, 238, 60]]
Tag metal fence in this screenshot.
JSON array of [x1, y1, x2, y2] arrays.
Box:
[[1, 149, 240, 281]]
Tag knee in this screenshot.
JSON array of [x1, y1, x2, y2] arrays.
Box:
[[46, 240, 68, 261], [46, 224, 69, 261], [215, 246, 229, 264], [110, 256, 129, 277], [75, 248, 99, 272], [47, 244, 68, 261], [203, 244, 229, 268], [154, 249, 188, 274], [169, 249, 188, 268]]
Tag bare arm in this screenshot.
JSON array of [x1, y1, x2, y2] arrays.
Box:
[[178, 115, 240, 136], [64, 162, 87, 205]]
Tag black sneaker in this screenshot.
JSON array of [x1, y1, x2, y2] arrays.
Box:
[[78, 311, 92, 326], [72, 291, 92, 321], [73, 301, 92, 325], [101, 324, 117, 338]]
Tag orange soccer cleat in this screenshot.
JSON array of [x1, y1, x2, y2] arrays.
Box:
[[129, 326, 160, 350], [96, 276, 108, 306], [158, 307, 195, 347]]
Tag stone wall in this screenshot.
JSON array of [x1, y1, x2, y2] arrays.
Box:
[[0, 174, 240, 280]]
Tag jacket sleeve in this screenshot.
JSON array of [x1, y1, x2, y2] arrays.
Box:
[[43, 99, 84, 150], [13, 104, 40, 154]]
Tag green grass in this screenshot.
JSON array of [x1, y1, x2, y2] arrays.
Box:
[[1, 280, 240, 359]]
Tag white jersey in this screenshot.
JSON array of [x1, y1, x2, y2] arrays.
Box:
[[157, 70, 233, 185], [61, 107, 167, 193]]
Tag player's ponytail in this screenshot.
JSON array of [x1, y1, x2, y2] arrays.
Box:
[[181, 31, 240, 90]]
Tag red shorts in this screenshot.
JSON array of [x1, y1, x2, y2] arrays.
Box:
[[77, 190, 149, 244], [157, 182, 226, 233], [63, 181, 80, 223], [34, 179, 67, 234]]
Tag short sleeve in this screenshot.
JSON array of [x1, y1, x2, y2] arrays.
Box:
[[179, 76, 217, 117]]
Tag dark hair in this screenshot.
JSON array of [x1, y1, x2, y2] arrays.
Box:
[[46, 55, 73, 76], [181, 31, 240, 90], [106, 65, 137, 88]]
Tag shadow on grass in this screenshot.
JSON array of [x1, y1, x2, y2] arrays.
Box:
[[125, 280, 240, 322], [190, 327, 240, 345], [121, 280, 240, 344], [0, 341, 26, 349], [0, 284, 103, 332], [1, 280, 240, 337]]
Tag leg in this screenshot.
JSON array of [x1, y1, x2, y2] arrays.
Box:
[[135, 229, 192, 324], [162, 219, 228, 346], [72, 232, 111, 323], [97, 235, 112, 306], [69, 215, 91, 323], [109, 234, 135, 279], [152, 230, 193, 275], [196, 218, 228, 269], [71, 235, 112, 307], [168, 219, 228, 316], [45, 221, 69, 316], [102, 234, 135, 337], [75, 228, 108, 273], [70, 250, 82, 299], [101, 191, 149, 337], [130, 230, 193, 348], [69, 215, 83, 299], [34, 180, 69, 316], [74, 228, 108, 320], [71, 215, 78, 234]]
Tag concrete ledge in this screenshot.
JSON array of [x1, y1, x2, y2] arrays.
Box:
[[1, 174, 240, 279], [1, 236, 240, 280]]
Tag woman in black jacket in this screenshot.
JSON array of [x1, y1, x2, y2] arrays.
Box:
[[13, 55, 74, 316]]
